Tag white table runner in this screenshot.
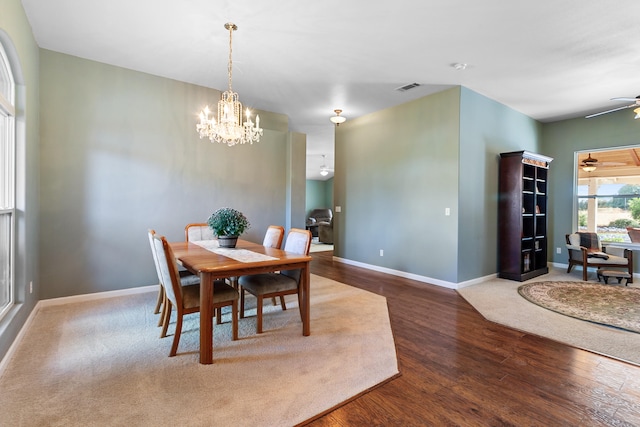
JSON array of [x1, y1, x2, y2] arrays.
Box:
[[192, 240, 278, 263]]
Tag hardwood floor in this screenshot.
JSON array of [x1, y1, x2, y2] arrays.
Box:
[[307, 252, 640, 426]]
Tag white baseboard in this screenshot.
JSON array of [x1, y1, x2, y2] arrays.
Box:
[[331, 256, 496, 290], [37, 284, 158, 308]]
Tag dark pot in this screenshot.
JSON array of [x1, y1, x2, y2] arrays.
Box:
[[218, 235, 238, 248]]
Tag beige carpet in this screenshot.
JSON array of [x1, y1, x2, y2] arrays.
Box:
[[458, 267, 640, 366], [0, 275, 398, 426], [309, 239, 333, 253]]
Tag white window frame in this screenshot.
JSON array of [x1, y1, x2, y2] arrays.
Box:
[[0, 40, 15, 320]]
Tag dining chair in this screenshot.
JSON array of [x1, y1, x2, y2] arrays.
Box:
[[147, 229, 200, 333], [185, 222, 216, 242], [238, 228, 311, 333], [153, 233, 239, 356], [261, 225, 285, 306]]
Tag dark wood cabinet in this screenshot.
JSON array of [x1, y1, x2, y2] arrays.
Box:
[[498, 151, 553, 281]]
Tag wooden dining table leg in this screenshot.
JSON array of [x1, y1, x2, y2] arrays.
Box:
[[302, 261, 310, 336], [200, 271, 214, 364]]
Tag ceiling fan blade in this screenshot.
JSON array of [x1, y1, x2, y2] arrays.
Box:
[[611, 96, 640, 102], [585, 104, 636, 119]]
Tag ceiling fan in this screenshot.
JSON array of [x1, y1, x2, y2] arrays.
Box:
[[585, 96, 640, 119], [319, 155, 334, 177], [581, 153, 598, 171], [579, 152, 628, 172]]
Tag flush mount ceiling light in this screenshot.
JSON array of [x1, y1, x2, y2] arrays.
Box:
[[452, 63, 467, 71], [581, 153, 598, 172], [196, 22, 263, 146], [330, 109, 346, 126]]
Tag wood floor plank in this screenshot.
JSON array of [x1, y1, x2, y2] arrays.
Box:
[[306, 252, 640, 426]]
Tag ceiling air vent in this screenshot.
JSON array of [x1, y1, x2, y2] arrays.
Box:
[[395, 83, 420, 92]]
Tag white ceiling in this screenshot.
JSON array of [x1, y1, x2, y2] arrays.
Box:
[[20, 0, 640, 180]]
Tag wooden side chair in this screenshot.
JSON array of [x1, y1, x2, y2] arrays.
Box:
[[565, 232, 633, 283], [239, 228, 311, 333], [148, 229, 200, 332], [152, 233, 239, 356], [185, 222, 215, 241], [263, 225, 285, 249]]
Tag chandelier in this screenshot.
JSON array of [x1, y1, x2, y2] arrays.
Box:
[[197, 23, 262, 146]]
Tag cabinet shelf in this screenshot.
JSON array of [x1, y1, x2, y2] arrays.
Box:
[[498, 150, 553, 281]]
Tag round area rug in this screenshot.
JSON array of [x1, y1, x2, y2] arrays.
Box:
[[518, 281, 640, 333]]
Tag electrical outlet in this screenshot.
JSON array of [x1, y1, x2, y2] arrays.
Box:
[[29, 281, 33, 294], [380, 249, 384, 256], [556, 247, 561, 254], [445, 208, 450, 216]]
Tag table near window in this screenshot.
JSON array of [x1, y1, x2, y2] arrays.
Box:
[[169, 238, 312, 364]]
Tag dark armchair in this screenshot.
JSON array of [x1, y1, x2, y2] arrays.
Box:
[[318, 217, 333, 244], [306, 208, 332, 237]]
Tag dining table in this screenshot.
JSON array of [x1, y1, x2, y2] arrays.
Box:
[[169, 238, 313, 364]]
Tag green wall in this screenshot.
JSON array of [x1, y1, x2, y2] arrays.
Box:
[[335, 88, 461, 282], [458, 87, 542, 281], [334, 87, 543, 285], [542, 111, 640, 269], [0, 0, 41, 362], [38, 50, 306, 299], [306, 178, 333, 215]]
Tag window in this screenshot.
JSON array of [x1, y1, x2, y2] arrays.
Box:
[[0, 41, 15, 319], [576, 148, 640, 242]]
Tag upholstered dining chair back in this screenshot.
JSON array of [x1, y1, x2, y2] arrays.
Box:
[[280, 228, 312, 282], [185, 222, 215, 241], [153, 234, 182, 308], [263, 225, 285, 249], [147, 229, 165, 318]]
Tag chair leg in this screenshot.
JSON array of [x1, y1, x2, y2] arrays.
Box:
[[154, 284, 164, 314], [280, 296, 287, 310], [216, 307, 222, 325], [297, 291, 304, 322], [169, 312, 183, 357], [566, 263, 573, 273], [583, 267, 588, 281], [160, 300, 172, 338], [271, 297, 277, 306], [256, 295, 264, 334], [157, 293, 167, 327], [240, 287, 246, 319], [231, 301, 238, 340]]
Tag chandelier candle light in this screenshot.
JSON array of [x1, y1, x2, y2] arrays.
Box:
[[197, 22, 263, 146]]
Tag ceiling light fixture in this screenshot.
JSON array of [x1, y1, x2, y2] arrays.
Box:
[[452, 63, 467, 71], [330, 109, 346, 126], [320, 155, 329, 176], [196, 23, 263, 146]]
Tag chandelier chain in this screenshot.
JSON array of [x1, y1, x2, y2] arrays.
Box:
[[227, 23, 233, 92]]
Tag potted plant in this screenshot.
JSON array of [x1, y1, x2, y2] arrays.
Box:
[[207, 207, 251, 248]]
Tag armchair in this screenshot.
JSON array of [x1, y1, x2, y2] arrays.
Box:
[[306, 208, 332, 237], [565, 232, 633, 283], [318, 217, 333, 244]]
